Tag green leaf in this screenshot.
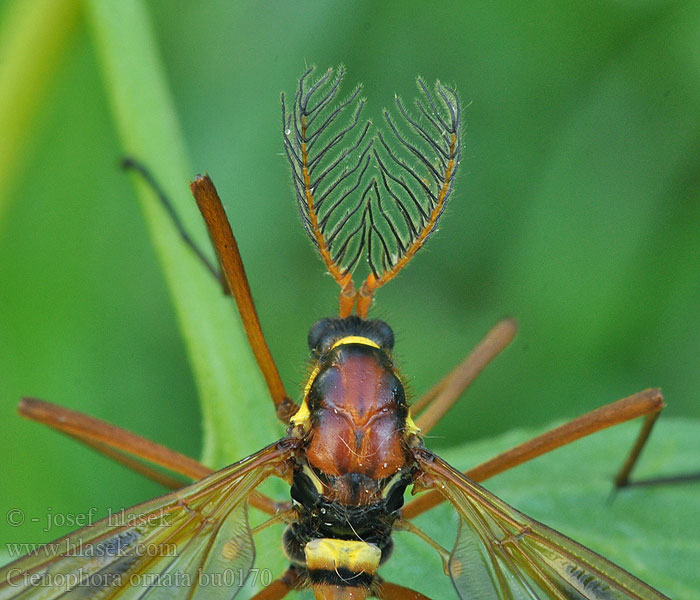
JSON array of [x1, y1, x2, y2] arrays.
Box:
[[82, 0, 279, 467], [378, 418, 700, 600]]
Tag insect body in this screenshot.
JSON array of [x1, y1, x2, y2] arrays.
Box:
[[0, 66, 670, 599], [284, 318, 414, 597]]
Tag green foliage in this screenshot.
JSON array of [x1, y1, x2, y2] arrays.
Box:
[[83, 0, 278, 466], [0, 0, 698, 597], [0, 0, 80, 217]]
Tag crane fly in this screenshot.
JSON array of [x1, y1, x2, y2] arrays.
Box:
[[0, 66, 670, 599]]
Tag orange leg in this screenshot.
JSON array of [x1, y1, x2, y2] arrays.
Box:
[[249, 566, 303, 599], [18, 397, 286, 515], [376, 581, 432, 599], [403, 388, 665, 519], [123, 160, 297, 424], [412, 318, 517, 433], [190, 175, 298, 423]]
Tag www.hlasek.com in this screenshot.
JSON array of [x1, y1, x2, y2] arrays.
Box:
[[5, 537, 179, 560], [4, 568, 274, 590]]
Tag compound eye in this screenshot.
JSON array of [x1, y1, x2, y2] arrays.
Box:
[[369, 319, 395, 351], [307, 318, 334, 353]]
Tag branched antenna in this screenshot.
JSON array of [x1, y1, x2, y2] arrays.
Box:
[[357, 79, 461, 317], [282, 66, 373, 317], [282, 67, 461, 318]]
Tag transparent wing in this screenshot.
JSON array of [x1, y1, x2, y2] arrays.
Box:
[[413, 448, 669, 600], [0, 441, 294, 599]]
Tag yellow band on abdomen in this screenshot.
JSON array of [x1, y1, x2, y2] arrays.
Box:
[[305, 538, 381, 574]]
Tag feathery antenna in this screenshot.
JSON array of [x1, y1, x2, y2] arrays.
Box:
[[282, 66, 461, 318]]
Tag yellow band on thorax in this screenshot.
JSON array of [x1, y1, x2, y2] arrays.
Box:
[[405, 412, 421, 436], [330, 335, 379, 350], [290, 397, 311, 428]]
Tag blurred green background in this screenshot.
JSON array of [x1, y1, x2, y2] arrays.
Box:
[[1, 0, 699, 592]]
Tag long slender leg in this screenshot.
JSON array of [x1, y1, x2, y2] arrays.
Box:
[[62, 430, 188, 490], [614, 408, 700, 489], [403, 388, 664, 519], [394, 518, 450, 570], [190, 175, 298, 423], [18, 398, 285, 515], [614, 472, 700, 488], [249, 566, 303, 599], [413, 318, 517, 433], [123, 160, 297, 424], [122, 158, 224, 287], [376, 581, 432, 599]]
